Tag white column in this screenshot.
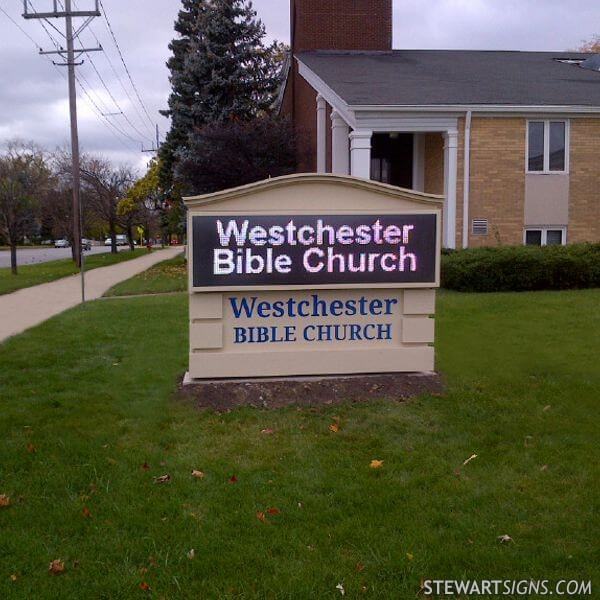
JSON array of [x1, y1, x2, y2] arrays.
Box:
[[444, 129, 458, 249], [331, 110, 350, 175], [316, 94, 327, 173], [349, 130, 372, 179]]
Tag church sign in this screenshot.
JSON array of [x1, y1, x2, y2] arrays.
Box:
[[184, 174, 442, 380]]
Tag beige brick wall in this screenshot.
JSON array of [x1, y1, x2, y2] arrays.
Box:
[[424, 133, 444, 196], [568, 119, 600, 243], [468, 118, 526, 247], [423, 125, 464, 248]]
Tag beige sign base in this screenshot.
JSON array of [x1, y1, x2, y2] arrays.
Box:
[[179, 371, 444, 412]]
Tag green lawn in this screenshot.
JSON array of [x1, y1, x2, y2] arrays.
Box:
[[105, 254, 186, 297], [0, 290, 598, 598], [0, 250, 144, 296]]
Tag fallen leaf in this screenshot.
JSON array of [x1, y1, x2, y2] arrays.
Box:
[[498, 534, 514, 544], [187, 549, 195, 560], [298, 502, 303, 508], [139, 582, 151, 591], [191, 470, 205, 479], [154, 474, 171, 484], [0, 495, 10, 508], [370, 460, 384, 469], [48, 559, 65, 575], [266, 507, 280, 516], [26, 443, 36, 454], [260, 428, 274, 435], [256, 511, 267, 523], [82, 506, 91, 518], [540, 464, 549, 472], [329, 423, 339, 433], [141, 462, 150, 471], [406, 552, 414, 561], [356, 562, 365, 572], [336, 583, 345, 596], [463, 454, 478, 466], [10, 574, 18, 582], [543, 405, 552, 412], [229, 475, 238, 484]]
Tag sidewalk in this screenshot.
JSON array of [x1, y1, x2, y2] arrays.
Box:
[[0, 247, 182, 344]]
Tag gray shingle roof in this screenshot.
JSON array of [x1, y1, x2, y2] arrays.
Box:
[[297, 50, 600, 107]]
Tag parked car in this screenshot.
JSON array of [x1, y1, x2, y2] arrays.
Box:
[[54, 239, 70, 248], [104, 235, 128, 247]]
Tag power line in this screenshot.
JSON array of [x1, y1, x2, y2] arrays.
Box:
[[0, 4, 42, 49], [75, 74, 141, 151], [97, 0, 156, 131], [2, 2, 140, 153], [26, 0, 64, 47], [70, 0, 157, 140], [84, 54, 154, 143], [23, 1, 144, 151]]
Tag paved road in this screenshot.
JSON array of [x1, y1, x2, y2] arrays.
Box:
[[0, 247, 182, 344], [0, 245, 125, 268]]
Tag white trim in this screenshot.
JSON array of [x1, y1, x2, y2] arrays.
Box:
[[523, 226, 567, 246], [525, 119, 570, 175], [462, 111, 472, 249], [296, 59, 357, 129], [350, 104, 600, 114]]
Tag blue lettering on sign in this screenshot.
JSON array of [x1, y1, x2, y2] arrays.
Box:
[[230, 294, 397, 345]]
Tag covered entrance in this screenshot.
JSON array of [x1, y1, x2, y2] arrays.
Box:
[[370, 133, 414, 189]]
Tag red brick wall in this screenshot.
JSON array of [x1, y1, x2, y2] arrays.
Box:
[[291, 0, 392, 52], [283, 0, 392, 171]]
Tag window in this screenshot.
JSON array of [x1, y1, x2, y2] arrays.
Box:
[[527, 120, 568, 173], [524, 227, 566, 246]]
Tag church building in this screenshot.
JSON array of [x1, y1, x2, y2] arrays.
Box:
[[280, 0, 600, 248]]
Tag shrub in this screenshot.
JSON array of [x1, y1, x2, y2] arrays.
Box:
[[441, 244, 600, 292]]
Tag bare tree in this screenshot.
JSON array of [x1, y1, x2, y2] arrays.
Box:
[[0, 141, 51, 274], [79, 156, 135, 254]]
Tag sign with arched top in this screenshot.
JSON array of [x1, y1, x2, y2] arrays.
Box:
[[184, 174, 443, 380]]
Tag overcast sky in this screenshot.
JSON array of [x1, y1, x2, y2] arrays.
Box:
[[1, 0, 598, 172]]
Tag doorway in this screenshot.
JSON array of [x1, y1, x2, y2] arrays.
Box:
[[370, 133, 414, 189]]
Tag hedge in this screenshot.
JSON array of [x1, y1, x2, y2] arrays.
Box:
[[441, 243, 600, 293]]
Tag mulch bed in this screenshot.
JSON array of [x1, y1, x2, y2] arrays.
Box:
[[177, 372, 444, 411]]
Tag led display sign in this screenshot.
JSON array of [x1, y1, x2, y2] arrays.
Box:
[[192, 214, 437, 289]]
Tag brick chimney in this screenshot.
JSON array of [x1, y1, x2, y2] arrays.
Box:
[[291, 0, 393, 53]]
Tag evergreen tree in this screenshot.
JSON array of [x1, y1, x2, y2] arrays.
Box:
[[159, 0, 208, 191], [159, 0, 283, 191]]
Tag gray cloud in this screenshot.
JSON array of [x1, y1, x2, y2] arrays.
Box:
[[1, 0, 597, 171]]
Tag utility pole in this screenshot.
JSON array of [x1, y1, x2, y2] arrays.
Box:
[[23, 0, 101, 302], [142, 125, 161, 153]]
